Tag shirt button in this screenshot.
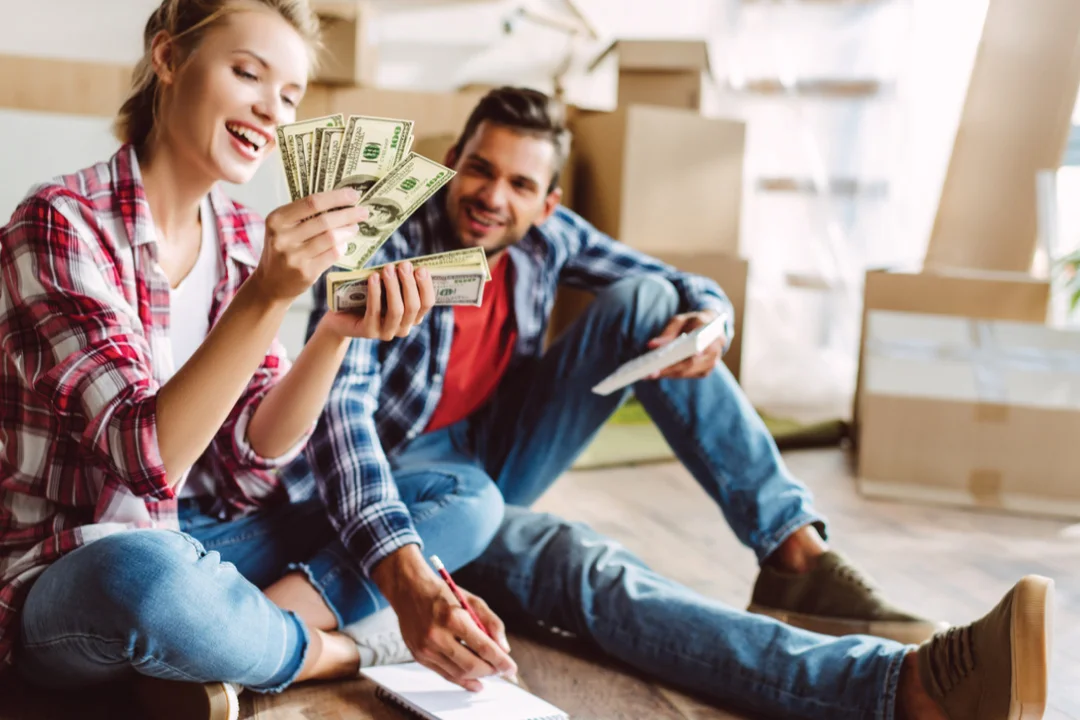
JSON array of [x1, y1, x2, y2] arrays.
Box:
[[432, 374, 443, 383]]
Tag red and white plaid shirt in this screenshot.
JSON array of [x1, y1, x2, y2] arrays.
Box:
[[0, 145, 305, 668]]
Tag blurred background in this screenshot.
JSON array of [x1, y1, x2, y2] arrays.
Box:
[[1, 0, 1030, 421]]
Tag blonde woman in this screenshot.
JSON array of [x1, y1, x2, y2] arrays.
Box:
[[0, 1, 443, 717]]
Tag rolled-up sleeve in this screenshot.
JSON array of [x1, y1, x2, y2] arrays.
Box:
[[0, 196, 171, 500]]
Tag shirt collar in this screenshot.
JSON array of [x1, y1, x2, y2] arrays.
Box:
[[110, 144, 258, 268]]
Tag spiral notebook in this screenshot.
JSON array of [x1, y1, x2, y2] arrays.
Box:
[[361, 662, 569, 720]]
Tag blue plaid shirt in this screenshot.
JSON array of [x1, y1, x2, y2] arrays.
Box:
[[286, 192, 734, 575]]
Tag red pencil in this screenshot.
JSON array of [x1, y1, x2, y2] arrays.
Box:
[[430, 555, 494, 639], [430, 555, 519, 686]]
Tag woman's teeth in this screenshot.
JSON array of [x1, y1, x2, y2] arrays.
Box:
[[226, 122, 267, 151]]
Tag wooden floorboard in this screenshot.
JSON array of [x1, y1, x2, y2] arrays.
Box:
[[2, 448, 1078, 718]]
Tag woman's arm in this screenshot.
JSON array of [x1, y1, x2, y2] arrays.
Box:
[[245, 261, 434, 460], [155, 277, 292, 485]]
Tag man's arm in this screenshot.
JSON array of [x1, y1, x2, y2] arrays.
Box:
[[304, 291, 517, 690], [303, 335, 423, 575], [554, 208, 736, 378]]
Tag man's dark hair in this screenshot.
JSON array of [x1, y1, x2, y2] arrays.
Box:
[[452, 86, 572, 194]]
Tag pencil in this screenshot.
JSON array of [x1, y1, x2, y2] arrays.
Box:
[[430, 554, 519, 685]]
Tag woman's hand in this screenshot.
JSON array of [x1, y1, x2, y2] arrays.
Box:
[[319, 260, 436, 341], [251, 187, 368, 303]]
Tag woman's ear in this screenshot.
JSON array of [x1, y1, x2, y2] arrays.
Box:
[[149, 30, 178, 86]]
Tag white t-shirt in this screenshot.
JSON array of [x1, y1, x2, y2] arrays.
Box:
[[169, 197, 222, 498]]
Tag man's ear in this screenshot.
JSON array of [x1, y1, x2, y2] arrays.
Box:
[[443, 146, 460, 170], [150, 30, 178, 86], [538, 187, 563, 224]]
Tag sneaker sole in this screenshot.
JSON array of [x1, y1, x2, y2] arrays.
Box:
[[133, 677, 239, 720], [746, 604, 947, 645], [1010, 575, 1053, 720]]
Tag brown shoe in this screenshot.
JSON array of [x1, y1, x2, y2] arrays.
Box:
[[133, 676, 240, 720], [748, 550, 948, 644], [917, 575, 1053, 720]]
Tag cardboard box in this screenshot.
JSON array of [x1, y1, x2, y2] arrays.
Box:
[[590, 40, 713, 112], [852, 267, 1051, 438], [923, 0, 1080, 273], [311, 1, 379, 86], [857, 308, 1080, 519], [300, 86, 488, 139], [571, 105, 745, 256], [546, 251, 748, 382], [0, 54, 131, 117]]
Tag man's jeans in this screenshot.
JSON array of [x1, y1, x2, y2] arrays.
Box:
[[396, 276, 910, 719]]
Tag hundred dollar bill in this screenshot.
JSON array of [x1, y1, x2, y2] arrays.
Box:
[[312, 126, 345, 194], [335, 153, 457, 271], [331, 115, 414, 194], [293, 135, 313, 198], [331, 270, 486, 313], [276, 113, 344, 202], [325, 247, 489, 307]]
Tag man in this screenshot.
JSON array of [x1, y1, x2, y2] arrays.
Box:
[[288, 87, 1055, 719]]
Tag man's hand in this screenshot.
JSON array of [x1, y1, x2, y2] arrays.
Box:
[[371, 546, 517, 692], [646, 310, 726, 380]]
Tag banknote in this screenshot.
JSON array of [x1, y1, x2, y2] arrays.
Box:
[[312, 126, 345, 194], [276, 113, 344, 202], [325, 247, 489, 308], [330, 270, 485, 313], [331, 115, 414, 193], [335, 153, 457, 270]]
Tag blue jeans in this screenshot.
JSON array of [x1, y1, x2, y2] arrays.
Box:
[[14, 467, 504, 693], [392, 276, 909, 719]]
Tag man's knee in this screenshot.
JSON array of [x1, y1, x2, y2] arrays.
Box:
[[454, 468, 506, 563], [590, 276, 680, 344]]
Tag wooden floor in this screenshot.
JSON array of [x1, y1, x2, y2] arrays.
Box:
[[2, 448, 1078, 719]]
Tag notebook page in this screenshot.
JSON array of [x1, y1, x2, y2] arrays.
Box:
[[362, 663, 567, 720]]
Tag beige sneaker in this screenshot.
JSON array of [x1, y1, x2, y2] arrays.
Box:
[[748, 550, 948, 644], [917, 575, 1053, 720], [133, 676, 240, 720]]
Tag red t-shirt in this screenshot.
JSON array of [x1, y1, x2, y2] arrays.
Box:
[[425, 254, 518, 433]]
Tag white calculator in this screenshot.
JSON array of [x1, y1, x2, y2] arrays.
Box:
[[591, 315, 730, 396]]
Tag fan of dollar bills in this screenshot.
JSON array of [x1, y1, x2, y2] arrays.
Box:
[[276, 113, 491, 313]]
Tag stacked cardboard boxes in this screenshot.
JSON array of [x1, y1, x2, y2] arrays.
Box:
[[311, 1, 379, 86], [549, 100, 748, 378], [589, 40, 715, 113], [852, 0, 1080, 519]]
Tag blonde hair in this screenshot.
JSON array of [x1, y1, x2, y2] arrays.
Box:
[[114, 0, 321, 147]]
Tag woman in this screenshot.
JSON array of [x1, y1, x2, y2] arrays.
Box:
[[0, 0, 437, 716]]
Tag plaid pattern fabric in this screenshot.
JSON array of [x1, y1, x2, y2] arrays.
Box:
[[289, 191, 735, 576], [0, 145, 300, 668]]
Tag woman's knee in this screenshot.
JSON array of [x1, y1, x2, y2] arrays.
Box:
[[24, 530, 203, 629]]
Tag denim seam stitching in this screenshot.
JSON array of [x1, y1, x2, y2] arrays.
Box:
[[589, 612, 866, 716]]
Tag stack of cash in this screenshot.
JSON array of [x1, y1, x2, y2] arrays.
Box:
[[325, 247, 492, 313], [276, 113, 491, 313]]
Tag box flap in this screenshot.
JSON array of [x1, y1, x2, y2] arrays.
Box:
[[589, 39, 712, 75]]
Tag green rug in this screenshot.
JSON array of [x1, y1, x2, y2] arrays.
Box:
[[572, 397, 849, 470]]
